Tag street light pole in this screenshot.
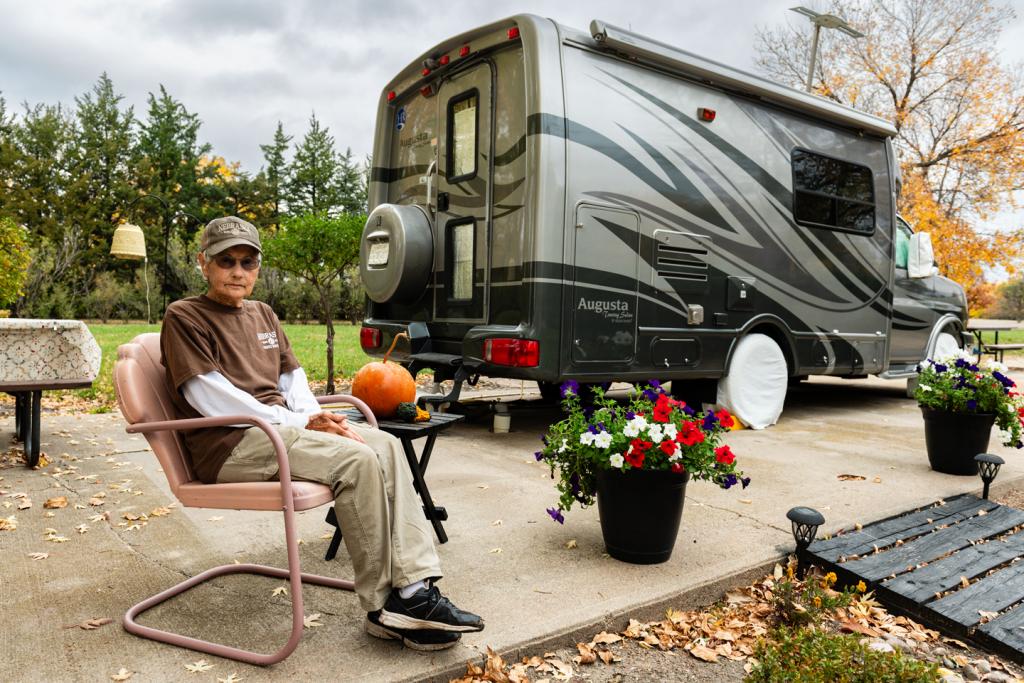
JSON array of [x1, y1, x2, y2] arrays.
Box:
[[790, 7, 864, 94]]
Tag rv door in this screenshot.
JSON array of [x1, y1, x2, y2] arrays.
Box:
[[433, 63, 493, 327]]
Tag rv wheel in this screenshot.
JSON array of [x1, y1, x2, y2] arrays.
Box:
[[717, 333, 788, 429], [537, 381, 562, 402], [360, 203, 434, 304], [907, 331, 960, 397]]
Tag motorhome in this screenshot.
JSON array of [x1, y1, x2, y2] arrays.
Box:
[[357, 14, 969, 414]]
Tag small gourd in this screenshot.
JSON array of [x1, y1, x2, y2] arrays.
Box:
[[351, 332, 417, 419], [396, 402, 419, 423]]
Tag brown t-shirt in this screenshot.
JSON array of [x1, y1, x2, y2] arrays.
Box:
[[160, 295, 300, 484]]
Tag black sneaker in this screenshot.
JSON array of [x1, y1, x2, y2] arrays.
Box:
[[364, 610, 462, 651], [379, 585, 485, 632]]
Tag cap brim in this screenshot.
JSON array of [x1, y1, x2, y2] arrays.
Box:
[[207, 238, 262, 256]]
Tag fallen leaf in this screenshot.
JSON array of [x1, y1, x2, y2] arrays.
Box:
[[979, 610, 1000, 619], [490, 548, 503, 554], [838, 474, 866, 481], [873, 478, 882, 483], [484, 647, 513, 683], [124, 513, 139, 521], [575, 643, 597, 664], [478, 485, 489, 489], [739, 499, 752, 504], [690, 644, 719, 662], [207, 516, 223, 522], [598, 649, 614, 665], [565, 539, 579, 548], [492, 520, 503, 525], [303, 613, 322, 629], [44, 511, 55, 518], [44, 496, 68, 509], [150, 507, 170, 516], [979, 509, 988, 516], [75, 524, 89, 534], [73, 504, 86, 509], [87, 514, 106, 522], [184, 659, 216, 673], [48, 536, 69, 543], [961, 576, 970, 589], [92, 491, 107, 498], [841, 620, 878, 637], [0, 516, 17, 530], [592, 631, 622, 644], [89, 498, 104, 506], [319, 534, 333, 539], [68, 618, 113, 630], [18, 498, 31, 510], [110, 668, 133, 681], [28, 553, 49, 560], [217, 675, 244, 683], [271, 586, 288, 597]]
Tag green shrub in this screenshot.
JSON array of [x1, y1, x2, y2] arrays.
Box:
[[768, 568, 857, 628], [744, 627, 940, 683]]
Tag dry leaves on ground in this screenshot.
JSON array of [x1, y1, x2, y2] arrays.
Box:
[[184, 660, 215, 673], [303, 613, 322, 629], [28, 553, 49, 560], [217, 675, 243, 683], [44, 496, 67, 508], [0, 516, 16, 530], [62, 618, 113, 630], [110, 668, 133, 681], [271, 587, 288, 597]]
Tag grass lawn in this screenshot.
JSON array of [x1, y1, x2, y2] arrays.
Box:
[[69, 322, 373, 404]]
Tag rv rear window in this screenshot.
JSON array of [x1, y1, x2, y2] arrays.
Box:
[[450, 219, 475, 301], [448, 92, 478, 182], [792, 149, 875, 235]]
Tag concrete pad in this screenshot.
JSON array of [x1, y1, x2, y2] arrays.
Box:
[[2, 372, 1024, 683]]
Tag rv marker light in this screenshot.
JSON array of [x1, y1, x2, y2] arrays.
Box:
[[440, 55, 450, 66], [387, 91, 395, 102], [422, 68, 431, 77], [508, 27, 520, 39], [459, 45, 470, 57], [484, 339, 539, 367], [360, 328, 381, 349], [421, 85, 434, 98], [698, 108, 716, 122]]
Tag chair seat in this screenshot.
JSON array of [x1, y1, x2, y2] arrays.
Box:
[[176, 480, 336, 512]]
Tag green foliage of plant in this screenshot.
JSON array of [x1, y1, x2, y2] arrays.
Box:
[[538, 381, 747, 521], [0, 217, 31, 307], [744, 626, 940, 683], [768, 568, 860, 628], [914, 350, 1024, 448]]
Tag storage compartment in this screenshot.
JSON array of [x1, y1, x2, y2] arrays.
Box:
[[651, 337, 700, 368]]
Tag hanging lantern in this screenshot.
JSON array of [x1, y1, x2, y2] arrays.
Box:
[[110, 223, 147, 260]]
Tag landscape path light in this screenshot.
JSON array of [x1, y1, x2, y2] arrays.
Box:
[[975, 453, 1005, 500], [787, 506, 825, 580], [790, 6, 864, 93]]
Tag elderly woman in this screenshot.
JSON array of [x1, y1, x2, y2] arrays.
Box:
[[159, 216, 482, 651]]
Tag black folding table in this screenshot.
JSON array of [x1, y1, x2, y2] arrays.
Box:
[[1, 379, 94, 468], [323, 409, 464, 559]]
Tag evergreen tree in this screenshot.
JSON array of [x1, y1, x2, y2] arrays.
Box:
[[260, 121, 291, 228], [6, 102, 75, 242], [287, 112, 342, 218], [337, 147, 367, 215]]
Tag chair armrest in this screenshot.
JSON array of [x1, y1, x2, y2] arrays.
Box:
[[126, 415, 300, 509], [316, 395, 379, 428]]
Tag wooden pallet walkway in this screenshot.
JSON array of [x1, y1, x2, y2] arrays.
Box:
[[805, 494, 1024, 664]]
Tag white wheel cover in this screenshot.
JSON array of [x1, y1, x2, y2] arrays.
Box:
[[716, 333, 787, 430]]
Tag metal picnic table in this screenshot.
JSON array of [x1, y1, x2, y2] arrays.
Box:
[[967, 320, 1022, 363], [0, 319, 101, 467]]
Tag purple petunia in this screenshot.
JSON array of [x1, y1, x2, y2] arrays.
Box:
[[682, 405, 696, 417], [648, 379, 662, 391], [541, 435, 549, 446], [535, 450, 546, 462], [741, 476, 751, 489], [642, 389, 659, 403], [560, 380, 580, 399], [547, 507, 565, 524], [717, 474, 738, 490], [626, 411, 636, 420], [934, 363, 948, 373], [703, 410, 718, 430], [967, 399, 978, 411]]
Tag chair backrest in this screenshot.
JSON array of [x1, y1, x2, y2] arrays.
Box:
[[114, 333, 197, 494]]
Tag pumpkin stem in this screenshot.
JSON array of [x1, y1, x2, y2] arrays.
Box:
[[382, 332, 409, 364]]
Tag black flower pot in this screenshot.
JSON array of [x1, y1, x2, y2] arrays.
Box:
[[595, 467, 690, 564], [920, 407, 997, 476]]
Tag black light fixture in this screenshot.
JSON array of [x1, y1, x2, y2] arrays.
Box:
[[787, 506, 825, 580], [975, 453, 1005, 500]]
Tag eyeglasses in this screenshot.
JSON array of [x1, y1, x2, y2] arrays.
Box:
[[213, 255, 261, 271]]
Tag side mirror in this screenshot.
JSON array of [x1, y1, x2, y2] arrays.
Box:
[[908, 232, 940, 279]]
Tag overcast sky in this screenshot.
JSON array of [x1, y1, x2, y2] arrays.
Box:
[[3, 0, 1024, 239]]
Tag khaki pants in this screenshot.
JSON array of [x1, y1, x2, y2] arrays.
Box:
[[216, 424, 442, 612]]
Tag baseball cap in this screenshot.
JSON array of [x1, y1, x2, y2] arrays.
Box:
[[200, 217, 262, 256]]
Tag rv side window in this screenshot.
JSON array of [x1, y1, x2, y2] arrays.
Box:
[[449, 219, 475, 301], [895, 218, 913, 269], [448, 91, 478, 182], [792, 149, 875, 235]]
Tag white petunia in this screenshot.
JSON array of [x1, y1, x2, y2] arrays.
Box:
[[593, 430, 613, 449], [985, 359, 1009, 374], [609, 453, 625, 469], [558, 438, 568, 453], [647, 424, 664, 443], [663, 424, 678, 441], [580, 432, 595, 446], [623, 423, 640, 438], [999, 429, 1013, 445], [669, 452, 682, 462], [920, 384, 932, 392], [631, 415, 648, 430]]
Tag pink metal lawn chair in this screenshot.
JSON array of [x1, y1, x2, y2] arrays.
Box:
[[113, 333, 377, 665]]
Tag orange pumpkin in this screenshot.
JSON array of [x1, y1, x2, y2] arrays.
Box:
[[351, 332, 416, 418]]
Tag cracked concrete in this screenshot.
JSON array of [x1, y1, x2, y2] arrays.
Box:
[[3, 373, 1024, 683]]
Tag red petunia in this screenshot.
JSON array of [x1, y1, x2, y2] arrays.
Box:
[[675, 421, 705, 446], [715, 445, 735, 465], [659, 439, 678, 456], [671, 462, 685, 474], [630, 438, 653, 453], [653, 403, 673, 423], [715, 409, 734, 429], [625, 450, 645, 468]]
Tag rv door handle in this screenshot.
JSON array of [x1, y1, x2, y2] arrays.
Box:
[[425, 160, 437, 213]]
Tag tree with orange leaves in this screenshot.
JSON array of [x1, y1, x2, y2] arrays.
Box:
[[755, 0, 1024, 312]]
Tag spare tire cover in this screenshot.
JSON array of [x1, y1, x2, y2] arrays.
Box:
[[360, 204, 433, 304]]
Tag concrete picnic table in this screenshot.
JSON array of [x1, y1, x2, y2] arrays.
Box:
[[0, 318, 101, 467]]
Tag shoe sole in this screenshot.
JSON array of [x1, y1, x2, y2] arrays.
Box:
[[378, 610, 484, 633], [363, 617, 461, 652]]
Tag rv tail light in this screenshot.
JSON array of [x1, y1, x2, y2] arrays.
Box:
[[422, 68, 431, 77], [459, 45, 470, 57], [440, 55, 450, 66], [508, 27, 520, 39], [484, 339, 539, 367], [698, 108, 716, 122], [421, 85, 434, 98], [360, 328, 381, 349], [387, 91, 395, 102]]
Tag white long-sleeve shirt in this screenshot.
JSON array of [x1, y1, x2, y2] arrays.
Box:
[[181, 367, 321, 429]]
